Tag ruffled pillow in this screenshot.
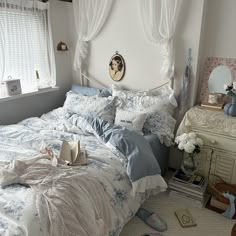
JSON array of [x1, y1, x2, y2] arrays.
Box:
[[147, 84, 177, 108], [143, 111, 176, 147], [63, 91, 115, 123], [112, 84, 150, 98], [112, 84, 177, 146]]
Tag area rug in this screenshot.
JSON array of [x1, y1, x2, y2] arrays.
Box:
[[120, 192, 234, 236]]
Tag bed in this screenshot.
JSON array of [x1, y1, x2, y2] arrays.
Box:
[[0, 83, 177, 236]]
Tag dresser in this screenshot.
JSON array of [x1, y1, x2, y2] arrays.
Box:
[[177, 106, 236, 184]]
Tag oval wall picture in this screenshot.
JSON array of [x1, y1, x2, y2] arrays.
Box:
[[109, 52, 125, 81]]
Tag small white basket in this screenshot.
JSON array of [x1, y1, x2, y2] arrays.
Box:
[[2, 79, 22, 96]]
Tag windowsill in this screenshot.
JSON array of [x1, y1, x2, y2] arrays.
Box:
[[0, 86, 60, 103]]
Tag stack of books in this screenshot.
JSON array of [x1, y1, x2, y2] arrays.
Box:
[[199, 101, 224, 111], [168, 169, 209, 208]]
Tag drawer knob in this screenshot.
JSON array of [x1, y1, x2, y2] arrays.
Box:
[[211, 140, 217, 144]]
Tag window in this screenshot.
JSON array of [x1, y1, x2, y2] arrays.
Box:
[[0, 0, 55, 95]]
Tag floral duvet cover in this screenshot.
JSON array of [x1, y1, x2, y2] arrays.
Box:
[[0, 108, 166, 236]]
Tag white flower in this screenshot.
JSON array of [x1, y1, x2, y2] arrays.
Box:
[[196, 137, 203, 147], [188, 132, 197, 139], [233, 82, 236, 90], [224, 84, 230, 90], [184, 142, 196, 153], [178, 142, 185, 150], [175, 132, 203, 154], [175, 133, 188, 144]]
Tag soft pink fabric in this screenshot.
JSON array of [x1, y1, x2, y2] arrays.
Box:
[[0, 159, 112, 236]]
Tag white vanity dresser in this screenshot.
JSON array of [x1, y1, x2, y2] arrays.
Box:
[[176, 57, 236, 184], [177, 106, 236, 184]]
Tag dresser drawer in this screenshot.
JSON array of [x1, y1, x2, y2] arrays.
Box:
[[192, 130, 236, 153]]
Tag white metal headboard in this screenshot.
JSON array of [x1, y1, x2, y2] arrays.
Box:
[[80, 72, 171, 91]]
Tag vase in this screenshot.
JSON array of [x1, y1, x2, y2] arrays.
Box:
[[224, 95, 236, 117], [181, 152, 198, 176]]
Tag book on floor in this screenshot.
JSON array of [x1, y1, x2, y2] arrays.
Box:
[[175, 208, 197, 227]]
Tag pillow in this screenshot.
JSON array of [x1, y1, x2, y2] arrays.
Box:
[[114, 109, 147, 135], [143, 111, 176, 147], [112, 84, 149, 98], [139, 95, 177, 115], [112, 84, 177, 146], [148, 84, 178, 107], [63, 91, 115, 123], [71, 84, 100, 96], [112, 84, 177, 115], [99, 88, 112, 97]]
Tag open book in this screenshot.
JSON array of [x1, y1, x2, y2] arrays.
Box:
[[59, 140, 87, 166]]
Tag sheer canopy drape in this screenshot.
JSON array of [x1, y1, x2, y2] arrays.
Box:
[[73, 0, 113, 71], [138, 0, 180, 81], [0, 0, 55, 92]]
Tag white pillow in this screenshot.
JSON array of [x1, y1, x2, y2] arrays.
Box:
[[112, 84, 150, 98], [148, 84, 178, 107], [114, 109, 147, 134], [63, 91, 115, 123], [112, 84, 177, 115]]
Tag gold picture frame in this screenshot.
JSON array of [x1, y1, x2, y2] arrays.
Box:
[[109, 51, 125, 81]]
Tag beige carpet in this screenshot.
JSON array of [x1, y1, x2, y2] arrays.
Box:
[[120, 192, 235, 236]]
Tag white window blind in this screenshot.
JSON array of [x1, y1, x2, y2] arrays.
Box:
[[0, 0, 56, 94]]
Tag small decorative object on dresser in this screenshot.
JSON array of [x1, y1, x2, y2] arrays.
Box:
[[200, 101, 224, 111], [176, 106, 236, 185], [224, 82, 236, 116], [208, 93, 223, 104]]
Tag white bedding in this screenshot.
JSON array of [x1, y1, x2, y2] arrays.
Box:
[[0, 108, 166, 235]]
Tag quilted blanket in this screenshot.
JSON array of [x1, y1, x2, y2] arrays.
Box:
[[0, 107, 167, 236]]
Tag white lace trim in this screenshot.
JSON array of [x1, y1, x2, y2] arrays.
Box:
[[131, 175, 167, 197]]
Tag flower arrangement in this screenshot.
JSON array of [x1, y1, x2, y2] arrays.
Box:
[[175, 132, 203, 154], [224, 82, 236, 96]]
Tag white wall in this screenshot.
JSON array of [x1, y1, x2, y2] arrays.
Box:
[[0, 0, 74, 125], [72, 0, 205, 104], [70, 0, 206, 169], [196, 0, 236, 103], [171, 0, 236, 169], [203, 0, 236, 58]]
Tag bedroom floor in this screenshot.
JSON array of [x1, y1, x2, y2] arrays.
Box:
[[120, 191, 235, 236]]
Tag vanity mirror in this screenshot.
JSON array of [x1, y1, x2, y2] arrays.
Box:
[[208, 65, 232, 94], [198, 57, 236, 103]]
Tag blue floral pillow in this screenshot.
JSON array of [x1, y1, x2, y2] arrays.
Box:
[[63, 91, 115, 123], [112, 84, 177, 146]]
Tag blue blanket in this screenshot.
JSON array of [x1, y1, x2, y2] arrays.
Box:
[[69, 115, 164, 194]]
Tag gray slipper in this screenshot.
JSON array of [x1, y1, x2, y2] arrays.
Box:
[[136, 208, 168, 232]]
